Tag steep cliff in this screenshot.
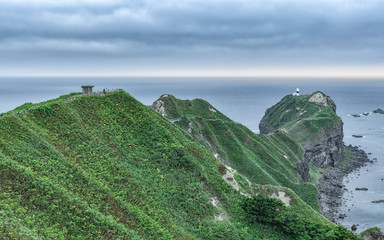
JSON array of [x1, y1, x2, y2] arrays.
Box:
[[259, 91, 344, 169]]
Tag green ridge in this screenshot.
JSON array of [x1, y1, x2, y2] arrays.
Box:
[[0, 90, 359, 239], [153, 95, 321, 210]]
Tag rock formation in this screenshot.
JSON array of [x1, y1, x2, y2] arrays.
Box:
[[360, 227, 384, 240], [259, 91, 344, 171], [373, 108, 384, 114]]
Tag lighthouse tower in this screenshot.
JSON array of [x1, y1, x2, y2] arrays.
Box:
[[293, 88, 300, 96]]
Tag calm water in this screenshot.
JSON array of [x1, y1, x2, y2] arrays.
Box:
[[1, 77, 383, 232]]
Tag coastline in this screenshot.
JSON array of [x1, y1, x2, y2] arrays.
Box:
[[318, 144, 371, 223]]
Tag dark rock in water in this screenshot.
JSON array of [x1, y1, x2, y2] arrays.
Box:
[[363, 112, 370, 116], [355, 187, 368, 191], [338, 213, 347, 219], [351, 114, 361, 117], [351, 224, 357, 231], [372, 200, 384, 203], [352, 135, 363, 138], [373, 108, 384, 114]]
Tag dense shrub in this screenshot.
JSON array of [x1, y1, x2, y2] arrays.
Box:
[[241, 195, 285, 224], [241, 195, 359, 240], [218, 164, 227, 175]]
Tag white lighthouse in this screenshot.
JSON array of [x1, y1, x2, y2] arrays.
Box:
[[293, 88, 300, 96]]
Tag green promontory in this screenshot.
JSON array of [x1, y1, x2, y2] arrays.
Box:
[[259, 91, 344, 169], [0, 90, 359, 239]]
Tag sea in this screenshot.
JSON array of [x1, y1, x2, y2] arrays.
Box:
[[1, 77, 383, 233]]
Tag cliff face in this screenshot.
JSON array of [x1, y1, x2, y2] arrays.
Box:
[[302, 126, 343, 168], [259, 91, 344, 169]]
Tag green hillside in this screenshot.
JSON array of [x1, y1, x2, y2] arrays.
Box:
[[0, 90, 358, 239], [152, 94, 322, 210]]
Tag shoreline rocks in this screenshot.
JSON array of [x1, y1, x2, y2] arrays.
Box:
[[317, 145, 370, 222]]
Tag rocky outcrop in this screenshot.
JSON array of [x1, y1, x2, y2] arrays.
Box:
[[295, 161, 309, 182], [318, 145, 370, 222], [309, 92, 337, 112], [303, 129, 344, 168], [373, 108, 384, 114], [259, 121, 276, 135], [360, 227, 384, 240], [151, 99, 167, 117]]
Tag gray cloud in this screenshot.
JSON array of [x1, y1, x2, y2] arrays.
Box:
[[1, 0, 384, 75]]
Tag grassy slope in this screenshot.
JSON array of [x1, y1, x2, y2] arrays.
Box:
[[259, 92, 342, 147], [0, 90, 307, 239], [153, 95, 322, 213]]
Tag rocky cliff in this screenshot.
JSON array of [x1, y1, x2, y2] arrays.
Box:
[[259, 91, 344, 171]]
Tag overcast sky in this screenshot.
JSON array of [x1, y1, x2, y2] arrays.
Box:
[[1, 0, 384, 77]]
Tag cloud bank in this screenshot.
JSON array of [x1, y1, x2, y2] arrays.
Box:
[[1, 0, 384, 76]]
